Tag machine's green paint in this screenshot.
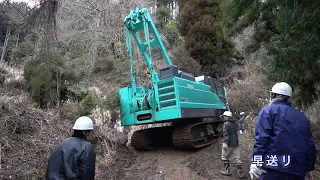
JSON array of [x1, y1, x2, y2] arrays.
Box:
[[119, 8, 230, 127]]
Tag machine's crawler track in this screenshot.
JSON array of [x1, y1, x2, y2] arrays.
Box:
[[172, 121, 222, 149], [131, 126, 175, 151], [131, 120, 224, 150]]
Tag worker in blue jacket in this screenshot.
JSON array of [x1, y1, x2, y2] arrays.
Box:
[[249, 82, 317, 180]]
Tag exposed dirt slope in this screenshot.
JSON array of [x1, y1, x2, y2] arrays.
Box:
[[116, 134, 252, 180]]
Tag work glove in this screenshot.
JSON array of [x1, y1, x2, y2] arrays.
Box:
[[249, 164, 266, 179], [305, 171, 313, 180]]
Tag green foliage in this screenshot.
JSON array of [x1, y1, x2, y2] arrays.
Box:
[[23, 49, 81, 108], [179, 0, 234, 77], [228, 0, 320, 107], [104, 90, 120, 110], [265, 0, 320, 107], [157, 0, 175, 8], [10, 34, 37, 65], [92, 58, 114, 74], [171, 41, 202, 76], [65, 84, 88, 102], [164, 20, 179, 46], [59, 102, 79, 122], [24, 60, 54, 107], [0, 1, 33, 64], [223, 0, 262, 35], [63, 46, 83, 60], [219, 0, 256, 23], [77, 92, 97, 116], [156, 7, 171, 28]]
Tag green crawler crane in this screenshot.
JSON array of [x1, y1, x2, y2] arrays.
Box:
[[119, 8, 230, 150]]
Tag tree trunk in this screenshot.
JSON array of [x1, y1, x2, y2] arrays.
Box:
[[9, 34, 20, 66], [56, 68, 60, 113], [1, 28, 11, 63], [171, 1, 174, 18]]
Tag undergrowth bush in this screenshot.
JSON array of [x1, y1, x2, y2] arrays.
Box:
[[164, 20, 179, 47], [0, 100, 131, 180], [65, 84, 88, 102], [59, 101, 79, 121], [0, 101, 72, 179], [60, 92, 96, 122], [23, 50, 81, 108], [226, 45, 269, 112], [101, 90, 121, 129], [93, 58, 114, 74], [227, 80, 268, 112], [77, 92, 97, 116], [104, 90, 120, 110], [0, 65, 8, 84]]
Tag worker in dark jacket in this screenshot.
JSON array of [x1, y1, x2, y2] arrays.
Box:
[[46, 116, 96, 180], [249, 82, 317, 180], [220, 111, 246, 179]]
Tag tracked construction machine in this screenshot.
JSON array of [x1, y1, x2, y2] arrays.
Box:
[[119, 8, 230, 151]]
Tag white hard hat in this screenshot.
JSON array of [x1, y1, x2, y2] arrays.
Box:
[[270, 82, 292, 97], [222, 111, 232, 117], [73, 116, 94, 130], [240, 112, 245, 115]]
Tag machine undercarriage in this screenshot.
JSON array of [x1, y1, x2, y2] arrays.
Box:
[[131, 119, 223, 150]]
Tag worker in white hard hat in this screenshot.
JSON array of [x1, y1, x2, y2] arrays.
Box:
[[46, 116, 96, 180], [249, 82, 316, 180], [238, 112, 246, 134], [220, 111, 246, 179]]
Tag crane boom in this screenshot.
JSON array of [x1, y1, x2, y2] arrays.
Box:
[[119, 7, 231, 151], [124, 8, 173, 113]]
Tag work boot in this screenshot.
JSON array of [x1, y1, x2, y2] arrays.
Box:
[[220, 161, 231, 176], [236, 165, 246, 179]]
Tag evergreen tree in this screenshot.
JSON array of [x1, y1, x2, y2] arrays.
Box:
[[178, 0, 234, 78], [265, 0, 320, 107], [156, 7, 171, 28], [226, 0, 320, 107]]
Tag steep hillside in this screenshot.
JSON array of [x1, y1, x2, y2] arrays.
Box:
[[0, 64, 132, 179], [0, 24, 254, 180], [1, 0, 320, 179]]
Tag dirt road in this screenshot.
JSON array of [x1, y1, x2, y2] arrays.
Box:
[[109, 134, 252, 180]]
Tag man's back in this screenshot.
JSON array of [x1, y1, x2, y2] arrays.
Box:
[[46, 137, 96, 180], [254, 101, 316, 177], [223, 118, 239, 147]]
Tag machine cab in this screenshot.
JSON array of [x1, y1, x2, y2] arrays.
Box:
[[195, 75, 228, 105]]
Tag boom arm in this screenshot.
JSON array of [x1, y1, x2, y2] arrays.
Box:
[[124, 8, 172, 111], [120, 8, 231, 152]]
